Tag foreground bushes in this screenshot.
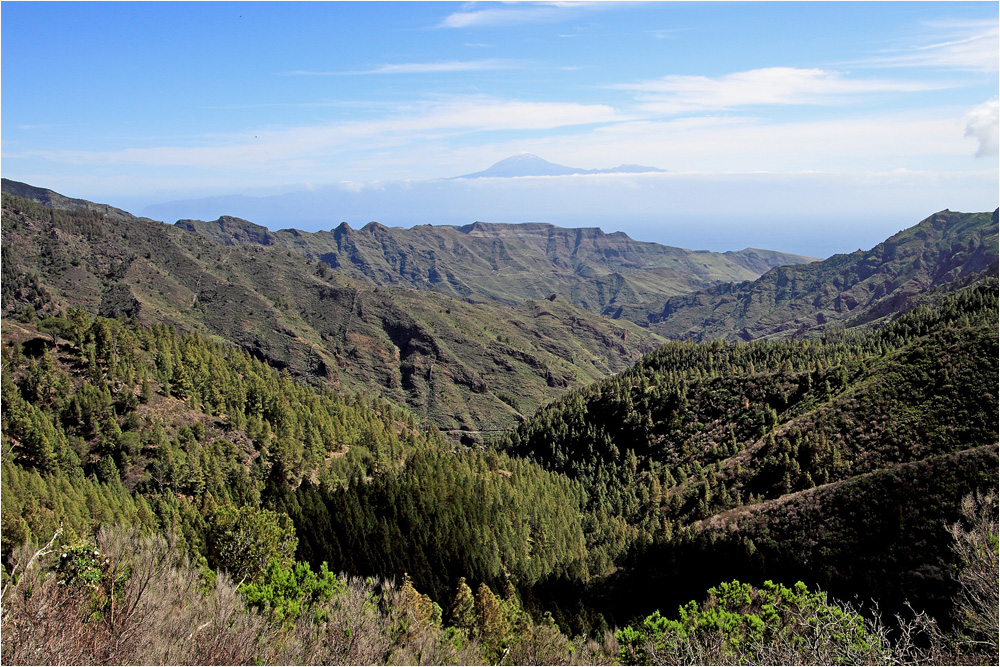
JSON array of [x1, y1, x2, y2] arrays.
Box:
[[0, 526, 613, 665], [3, 490, 996, 665], [615, 579, 948, 666]]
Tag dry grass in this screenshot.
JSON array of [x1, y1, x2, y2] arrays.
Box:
[[1, 528, 498, 665]]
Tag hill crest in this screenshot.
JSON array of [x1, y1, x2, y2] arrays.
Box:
[[628, 207, 999, 341], [174, 214, 816, 313]]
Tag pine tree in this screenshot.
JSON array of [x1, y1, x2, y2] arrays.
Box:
[[474, 582, 502, 640], [449, 577, 476, 632]]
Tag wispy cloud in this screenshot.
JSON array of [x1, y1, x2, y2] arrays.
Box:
[[357, 59, 521, 74], [965, 98, 999, 157], [439, 2, 604, 29], [614, 67, 953, 113], [203, 101, 375, 111], [441, 6, 560, 29], [645, 29, 680, 40], [288, 59, 520, 76], [29, 98, 628, 170], [285, 70, 344, 77], [863, 20, 999, 72]]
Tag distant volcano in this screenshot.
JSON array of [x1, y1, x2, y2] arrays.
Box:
[[455, 153, 665, 178]]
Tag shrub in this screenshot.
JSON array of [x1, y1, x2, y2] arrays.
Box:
[[616, 579, 942, 665], [948, 489, 999, 659]]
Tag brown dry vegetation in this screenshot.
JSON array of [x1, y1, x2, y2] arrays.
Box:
[[0, 525, 622, 666], [2, 527, 470, 665]]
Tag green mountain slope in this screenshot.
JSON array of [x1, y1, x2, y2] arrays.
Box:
[[174, 215, 816, 313], [624, 208, 998, 341], [499, 278, 999, 622], [1, 182, 664, 433], [0, 311, 597, 622]]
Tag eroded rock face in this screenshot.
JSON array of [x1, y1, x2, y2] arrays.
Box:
[[175, 215, 814, 313]]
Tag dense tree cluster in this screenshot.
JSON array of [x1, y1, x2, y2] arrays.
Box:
[[274, 447, 591, 602], [498, 278, 998, 622], [0, 308, 601, 638]]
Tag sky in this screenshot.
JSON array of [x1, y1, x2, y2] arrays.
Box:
[[2, 1, 998, 257]]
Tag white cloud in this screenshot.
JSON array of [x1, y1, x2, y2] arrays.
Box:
[[285, 70, 341, 76], [614, 67, 953, 113], [362, 59, 519, 74], [865, 20, 999, 72], [965, 98, 999, 157], [439, 2, 607, 28], [467, 108, 974, 175], [441, 5, 563, 28], [29, 98, 627, 171], [646, 29, 680, 40]]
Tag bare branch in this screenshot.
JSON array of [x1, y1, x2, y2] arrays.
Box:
[[1, 522, 62, 600]]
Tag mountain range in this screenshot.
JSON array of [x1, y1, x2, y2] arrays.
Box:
[[1, 180, 672, 435], [2, 177, 997, 664], [175, 214, 815, 312], [172, 200, 999, 346], [5, 177, 996, 436], [626, 208, 1000, 340]]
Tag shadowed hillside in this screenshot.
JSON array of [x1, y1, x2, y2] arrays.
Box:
[[499, 277, 999, 625], [1, 182, 664, 434]]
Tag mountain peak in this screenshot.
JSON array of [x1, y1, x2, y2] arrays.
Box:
[[174, 215, 277, 246], [456, 154, 583, 179], [455, 154, 664, 179]]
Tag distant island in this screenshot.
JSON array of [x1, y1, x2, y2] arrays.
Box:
[[454, 152, 666, 179]]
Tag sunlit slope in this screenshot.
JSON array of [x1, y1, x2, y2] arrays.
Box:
[[623, 209, 998, 341], [175, 216, 816, 312]]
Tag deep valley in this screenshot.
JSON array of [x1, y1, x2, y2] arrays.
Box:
[[1, 179, 997, 665]]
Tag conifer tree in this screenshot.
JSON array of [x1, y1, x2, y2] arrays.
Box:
[[474, 582, 502, 640], [449, 577, 476, 632]]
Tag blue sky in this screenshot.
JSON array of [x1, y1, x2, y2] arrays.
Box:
[[2, 1, 998, 255]]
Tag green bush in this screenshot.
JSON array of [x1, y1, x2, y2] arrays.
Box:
[[616, 580, 921, 665]]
